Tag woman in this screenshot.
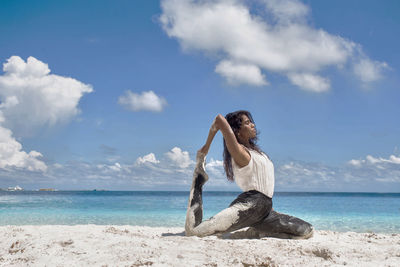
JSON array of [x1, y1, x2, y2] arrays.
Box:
[[185, 110, 313, 239]]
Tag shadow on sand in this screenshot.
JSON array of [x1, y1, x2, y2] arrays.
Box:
[[161, 227, 313, 240]]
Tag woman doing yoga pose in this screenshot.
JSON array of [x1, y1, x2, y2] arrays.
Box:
[[185, 110, 313, 239]]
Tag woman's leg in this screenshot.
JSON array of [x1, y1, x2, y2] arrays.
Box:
[[184, 152, 209, 235], [185, 153, 272, 237], [250, 210, 314, 239]]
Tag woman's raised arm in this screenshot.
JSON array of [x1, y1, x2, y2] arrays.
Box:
[[198, 114, 250, 168]]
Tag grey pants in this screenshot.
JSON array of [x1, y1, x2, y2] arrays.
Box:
[[185, 167, 313, 239]]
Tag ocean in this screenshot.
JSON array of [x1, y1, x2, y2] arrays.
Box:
[[0, 191, 399, 233]]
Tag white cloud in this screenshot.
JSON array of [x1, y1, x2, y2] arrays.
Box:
[[118, 90, 167, 112], [0, 56, 93, 171], [344, 154, 400, 184], [264, 0, 309, 23], [20, 148, 196, 189], [366, 155, 380, 164], [2, 146, 399, 191], [206, 158, 224, 175], [109, 162, 122, 172], [389, 155, 400, 164], [160, 0, 387, 91], [287, 73, 330, 92], [135, 153, 160, 165], [97, 162, 123, 172], [207, 158, 223, 168], [215, 60, 267, 86], [349, 154, 400, 166], [204, 158, 228, 186], [0, 123, 47, 171], [0, 56, 93, 136], [0, 96, 19, 109], [165, 147, 193, 169], [277, 153, 400, 190], [353, 58, 389, 83], [277, 161, 336, 187], [348, 159, 363, 167]]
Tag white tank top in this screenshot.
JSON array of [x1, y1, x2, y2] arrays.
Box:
[[232, 149, 275, 198]]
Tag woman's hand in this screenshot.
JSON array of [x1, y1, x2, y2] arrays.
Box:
[[198, 116, 221, 156]]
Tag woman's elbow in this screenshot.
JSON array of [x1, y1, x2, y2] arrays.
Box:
[[215, 114, 225, 126]]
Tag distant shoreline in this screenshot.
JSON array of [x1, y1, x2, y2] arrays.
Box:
[[0, 189, 400, 197], [1, 189, 399, 194]]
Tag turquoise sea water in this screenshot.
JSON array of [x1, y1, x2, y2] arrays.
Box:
[[0, 191, 399, 233]]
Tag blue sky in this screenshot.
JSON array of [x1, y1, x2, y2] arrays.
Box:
[[0, 0, 399, 192]]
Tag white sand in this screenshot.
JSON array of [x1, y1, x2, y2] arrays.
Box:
[[1, 225, 399, 267]]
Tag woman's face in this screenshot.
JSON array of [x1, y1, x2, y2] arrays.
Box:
[[238, 115, 256, 142]]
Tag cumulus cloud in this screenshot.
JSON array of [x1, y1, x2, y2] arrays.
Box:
[[345, 154, 400, 184], [348, 154, 400, 166], [215, 60, 267, 86], [118, 90, 167, 112], [160, 0, 388, 92], [97, 162, 123, 172], [277, 160, 336, 188], [348, 159, 363, 167], [264, 0, 309, 23], [0, 96, 19, 109], [203, 158, 230, 187], [287, 73, 330, 92], [0, 123, 47, 171], [2, 145, 399, 191], [0, 145, 198, 189], [275, 153, 400, 191], [0, 56, 93, 171], [0, 56, 93, 136], [165, 147, 193, 169], [205, 158, 224, 175], [207, 158, 223, 168], [353, 58, 389, 83], [135, 153, 160, 165], [58, 152, 399, 190]]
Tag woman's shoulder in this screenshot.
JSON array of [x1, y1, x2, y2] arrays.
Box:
[[232, 145, 252, 165], [240, 144, 256, 152]]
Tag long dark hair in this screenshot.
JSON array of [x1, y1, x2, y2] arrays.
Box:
[[223, 110, 262, 182]]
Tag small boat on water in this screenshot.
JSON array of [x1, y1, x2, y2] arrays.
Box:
[[7, 185, 23, 191]]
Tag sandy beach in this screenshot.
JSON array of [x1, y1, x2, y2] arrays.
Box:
[[0, 225, 399, 266]]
